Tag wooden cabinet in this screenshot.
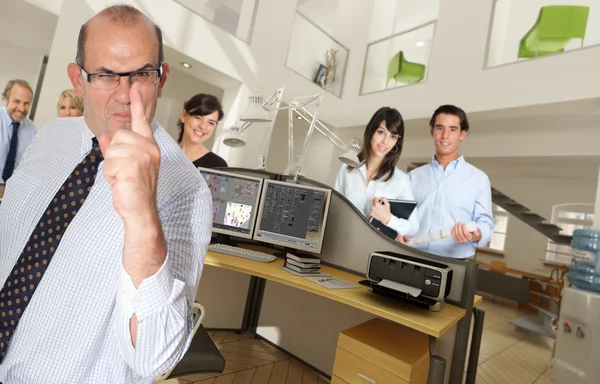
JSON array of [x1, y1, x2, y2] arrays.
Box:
[[332, 318, 429, 383]]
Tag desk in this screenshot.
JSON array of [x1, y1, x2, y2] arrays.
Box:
[[204, 249, 484, 383], [205, 251, 468, 338]]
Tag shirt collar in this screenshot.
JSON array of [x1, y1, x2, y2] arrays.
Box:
[[430, 154, 465, 170], [0, 107, 12, 127], [80, 116, 160, 151]]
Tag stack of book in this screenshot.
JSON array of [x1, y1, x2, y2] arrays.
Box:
[[284, 253, 321, 274]]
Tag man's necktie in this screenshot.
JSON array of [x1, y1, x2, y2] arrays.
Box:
[[0, 138, 103, 360], [2, 122, 20, 182]]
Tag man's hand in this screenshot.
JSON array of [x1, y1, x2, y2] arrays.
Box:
[[370, 197, 391, 224], [395, 235, 410, 244], [99, 84, 161, 225], [451, 222, 482, 243]]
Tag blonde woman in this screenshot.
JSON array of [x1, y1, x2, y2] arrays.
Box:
[[57, 89, 83, 117]]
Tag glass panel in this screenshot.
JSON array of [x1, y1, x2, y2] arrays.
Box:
[[285, 13, 349, 98], [586, 213, 595, 221], [489, 233, 506, 251], [487, 0, 599, 68], [361, 22, 435, 95], [174, 0, 259, 43], [494, 215, 508, 233]]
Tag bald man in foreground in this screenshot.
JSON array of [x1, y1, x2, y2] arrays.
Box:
[[0, 5, 211, 383]]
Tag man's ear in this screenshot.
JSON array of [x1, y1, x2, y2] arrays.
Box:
[[430, 128, 434, 137], [157, 62, 170, 98], [460, 129, 467, 141], [67, 63, 85, 97]]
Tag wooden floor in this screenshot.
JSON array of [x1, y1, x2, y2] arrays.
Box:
[[165, 330, 331, 384]]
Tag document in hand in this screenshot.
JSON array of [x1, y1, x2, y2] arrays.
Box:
[[370, 199, 417, 240]]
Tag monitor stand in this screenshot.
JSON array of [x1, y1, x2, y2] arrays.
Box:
[[212, 233, 237, 247]]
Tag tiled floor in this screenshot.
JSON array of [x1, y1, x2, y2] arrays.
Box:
[[164, 295, 556, 383], [472, 295, 555, 384]]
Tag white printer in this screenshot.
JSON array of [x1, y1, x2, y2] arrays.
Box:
[[360, 251, 453, 311]]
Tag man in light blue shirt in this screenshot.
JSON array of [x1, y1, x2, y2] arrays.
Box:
[[0, 79, 37, 185], [398, 105, 494, 259]]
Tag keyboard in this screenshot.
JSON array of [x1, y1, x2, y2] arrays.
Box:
[[208, 244, 277, 263]]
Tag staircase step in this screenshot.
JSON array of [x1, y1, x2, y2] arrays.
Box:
[[529, 303, 557, 318], [530, 291, 559, 303], [509, 315, 556, 339], [522, 212, 545, 222]]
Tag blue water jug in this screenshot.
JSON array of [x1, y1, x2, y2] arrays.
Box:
[[568, 229, 600, 293]]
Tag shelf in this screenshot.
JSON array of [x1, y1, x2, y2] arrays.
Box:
[[285, 12, 349, 98]]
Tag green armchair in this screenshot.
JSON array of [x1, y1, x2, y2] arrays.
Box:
[[518, 5, 590, 59], [387, 51, 426, 85]]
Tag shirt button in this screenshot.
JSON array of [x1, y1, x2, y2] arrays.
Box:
[[133, 296, 141, 305]]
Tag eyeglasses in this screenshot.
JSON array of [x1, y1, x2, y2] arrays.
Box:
[[79, 65, 162, 90]]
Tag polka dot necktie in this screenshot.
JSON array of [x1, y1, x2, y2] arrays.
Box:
[[0, 138, 103, 361]]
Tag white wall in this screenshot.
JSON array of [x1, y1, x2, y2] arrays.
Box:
[[33, 0, 92, 129], [368, 0, 441, 42], [0, 41, 44, 103], [488, 0, 600, 67]]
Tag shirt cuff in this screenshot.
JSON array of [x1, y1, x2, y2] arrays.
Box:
[[117, 254, 174, 322]]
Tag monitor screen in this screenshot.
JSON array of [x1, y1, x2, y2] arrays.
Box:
[[198, 167, 264, 240], [254, 180, 331, 254]]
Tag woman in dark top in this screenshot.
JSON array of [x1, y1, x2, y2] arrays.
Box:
[[178, 93, 228, 168]]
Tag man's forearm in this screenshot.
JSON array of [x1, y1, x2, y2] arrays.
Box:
[[123, 210, 167, 346]]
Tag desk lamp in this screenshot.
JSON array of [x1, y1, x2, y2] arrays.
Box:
[[222, 86, 360, 176]]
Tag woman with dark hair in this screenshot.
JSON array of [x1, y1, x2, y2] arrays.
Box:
[[334, 107, 418, 237], [178, 93, 228, 168]]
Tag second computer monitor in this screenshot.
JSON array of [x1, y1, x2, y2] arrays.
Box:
[[254, 180, 332, 254], [198, 167, 264, 240]]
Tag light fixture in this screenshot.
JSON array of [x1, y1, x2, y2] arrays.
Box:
[[338, 139, 361, 167], [223, 121, 247, 147], [240, 89, 272, 122], [415, 41, 426, 48], [224, 85, 359, 176], [181, 62, 192, 68]]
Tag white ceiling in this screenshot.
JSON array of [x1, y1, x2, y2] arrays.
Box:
[[0, 0, 58, 56]]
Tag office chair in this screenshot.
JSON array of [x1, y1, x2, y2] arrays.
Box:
[[154, 302, 225, 382], [387, 50, 426, 86], [518, 5, 590, 59]]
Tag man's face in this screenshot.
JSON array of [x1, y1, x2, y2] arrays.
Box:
[[4, 84, 32, 122], [430, 113, 466, 158], [68, 17, 169, 137]]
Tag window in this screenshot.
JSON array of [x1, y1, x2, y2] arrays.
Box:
[[485, 204, 509, 251], [486, 0, 599, 68], [546, 203, 594, 264]]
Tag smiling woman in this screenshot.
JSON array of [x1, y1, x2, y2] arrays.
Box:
[[333, 107, 419, 238], [177, 93, 228, 168]]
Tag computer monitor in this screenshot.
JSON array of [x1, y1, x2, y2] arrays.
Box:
[[198, 167, 264, 240], [253, 180, 332, 254]]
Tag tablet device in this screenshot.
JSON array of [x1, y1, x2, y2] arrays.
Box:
[[370, 199, 417, 240]]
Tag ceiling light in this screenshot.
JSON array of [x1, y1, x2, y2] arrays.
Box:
[[297, 115, 303, 120], [181, 62, 192, 68], [415, 41, 426, 48]]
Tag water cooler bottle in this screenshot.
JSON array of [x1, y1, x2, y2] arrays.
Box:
[[553, 229, 600, 384]]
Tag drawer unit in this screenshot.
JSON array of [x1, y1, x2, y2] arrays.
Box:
[[333, 318, 429, 383]]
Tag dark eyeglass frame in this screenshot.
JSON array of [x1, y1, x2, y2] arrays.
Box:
[[79, 65, 163, 86]]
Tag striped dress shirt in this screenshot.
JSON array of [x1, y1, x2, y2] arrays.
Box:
[[0, 117, 212, 383]]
